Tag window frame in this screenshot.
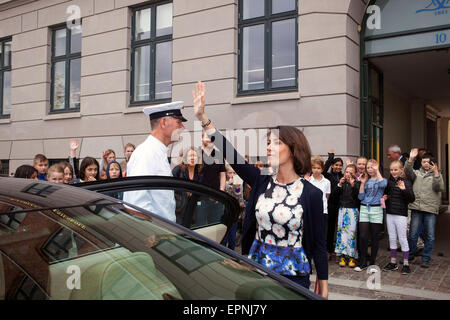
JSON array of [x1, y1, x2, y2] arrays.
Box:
[[0, 37, 12, 118], [130, 0, 173, 107], [237, 0, 298, 96], [49, 24, 82, 114], [0, 159, 9, 176]]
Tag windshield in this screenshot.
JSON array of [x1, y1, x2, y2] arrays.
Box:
[[0, 192, 308, 300]]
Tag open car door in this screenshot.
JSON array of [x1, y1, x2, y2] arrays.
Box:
[[75, 176, 241, 244]]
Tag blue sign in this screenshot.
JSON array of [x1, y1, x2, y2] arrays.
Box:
[[416, 0, 450, 13]]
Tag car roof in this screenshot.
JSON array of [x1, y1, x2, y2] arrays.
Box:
[[0, 177, 115, 210]]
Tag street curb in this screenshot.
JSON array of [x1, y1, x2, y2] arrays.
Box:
[[310, 275, 450, 300]]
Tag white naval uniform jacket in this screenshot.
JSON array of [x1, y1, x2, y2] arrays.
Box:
[[123, 134, 176, 222]]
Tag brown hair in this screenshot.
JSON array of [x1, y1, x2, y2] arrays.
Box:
[[103, 149, 115, 159], [272, 126, 312, 175], [179, 147, 203, 174], [33, 154, 48, 164], [14, 165, 37, 179], [79, 157, 100, 181], [59, 161, 74, 175], [124, 143, 135, 151], [102, 149, 116, 170], [48, 164, 64, 177], [311, 156, 325, 169]]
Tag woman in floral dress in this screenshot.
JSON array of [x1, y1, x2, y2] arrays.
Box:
[[192, 81, 328, 298]]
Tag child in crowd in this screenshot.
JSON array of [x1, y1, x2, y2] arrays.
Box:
[[33, 154, 49, 181], [383, 160, 415, 274], [59, 161, 75, 184], [335, 164, 361, 268], [72, 157, 100, 183], [355, 159, 387, 272], [106, 160, 123, 180], [306, 156, 331, 229], [47, 164, 65, 184], [323, 149, 344, 258], [14, 165, 38, 179], [355, 157, 368, 181], [106, 160, 124, 200], [348, 156, 367, 260], [121, 143, 136, 176], [100, 149, 116, 173]]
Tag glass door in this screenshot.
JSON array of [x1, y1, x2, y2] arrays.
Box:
[[361, 60, 384, 170]]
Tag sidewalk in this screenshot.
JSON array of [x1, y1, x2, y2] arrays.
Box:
[[314, 209, 450, 300], [311, 247, 450, 300], [234, 210, 450, 300]]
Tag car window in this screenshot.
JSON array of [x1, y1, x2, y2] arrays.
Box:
[[117, 189, 226, 229], [78, 178, 238, 234], [0, 251, 49, 300], [0, 194, 309, 300]]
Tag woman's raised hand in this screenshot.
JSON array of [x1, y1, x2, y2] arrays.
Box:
[[192, 81, 206, 121], [69, 138, 79, 158]]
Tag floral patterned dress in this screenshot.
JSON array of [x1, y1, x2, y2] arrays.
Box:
[[248, 176, 311, 276], [335, 207, 359, 258]]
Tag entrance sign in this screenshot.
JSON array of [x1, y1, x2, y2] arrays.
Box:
[[365, 28, 450, 56], [365, 0, 449, 39], [364, 0, 450, 56]]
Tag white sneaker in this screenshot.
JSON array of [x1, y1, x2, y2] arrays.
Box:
[[368, 265, 379, 274], [354, 264, 367, 272]]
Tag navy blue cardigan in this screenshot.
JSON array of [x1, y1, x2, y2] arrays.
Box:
[[210, 130, 328, 280]]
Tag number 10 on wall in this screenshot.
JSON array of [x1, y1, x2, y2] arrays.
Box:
[[435, 32, 448, 44]]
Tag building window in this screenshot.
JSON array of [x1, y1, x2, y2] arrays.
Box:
[[238, 0, 298, 94], [0, 159, 9, 176], [0, 38, 12, 117], [131, 1, 173, 105], [50, 25, 82, 112]]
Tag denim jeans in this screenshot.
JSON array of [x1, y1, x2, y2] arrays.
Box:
[[408, 210, 436, 263]]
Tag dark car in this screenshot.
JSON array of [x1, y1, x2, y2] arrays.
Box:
[[0, 177, 322, 300]]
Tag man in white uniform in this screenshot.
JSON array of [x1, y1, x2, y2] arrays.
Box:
[[123, 101, 187, 222]]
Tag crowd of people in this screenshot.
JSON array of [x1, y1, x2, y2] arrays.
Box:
[[13, 139, 136, 186], [9, 80, 445, 299], [302, 144, 443, 274]]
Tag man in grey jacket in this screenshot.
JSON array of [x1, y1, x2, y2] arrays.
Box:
[[405, 148, 444, 268]]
